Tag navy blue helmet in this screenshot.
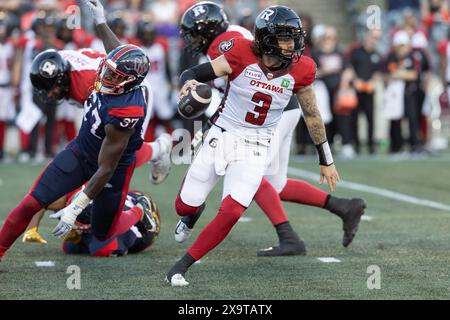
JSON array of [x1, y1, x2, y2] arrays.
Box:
[[95, 44, 150, 95]]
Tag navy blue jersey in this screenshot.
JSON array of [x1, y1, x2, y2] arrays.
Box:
[[75, 86, 147, 167]]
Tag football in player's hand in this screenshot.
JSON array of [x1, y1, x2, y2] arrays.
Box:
[[178, 83, 212, 119]]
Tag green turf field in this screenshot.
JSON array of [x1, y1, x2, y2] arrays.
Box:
[[1, 153, 450, 300]]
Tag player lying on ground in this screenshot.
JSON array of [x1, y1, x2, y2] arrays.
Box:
[[166, 5, 341, 286], [174, 1, 366, 256], [60, 189, 160, 257], [0, 41, 153, 263]]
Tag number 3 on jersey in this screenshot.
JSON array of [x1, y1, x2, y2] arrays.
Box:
[[245, 92, 272, 126]]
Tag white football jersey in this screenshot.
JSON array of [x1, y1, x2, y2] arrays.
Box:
[[213, 38, 316, 140], [142, 42, 168, 86], [0, 41, 14, 85], [59, 49, 105, 105]]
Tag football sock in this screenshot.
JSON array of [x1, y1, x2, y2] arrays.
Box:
[[188, 195, 245, 260], [62, 120, 76, 142], [0, 194, 43, 257], [181, 203, 206, 228], [135, 142, 153, 168], [254, 178, 288, 226], [0, 121, 5, 152], [175, 195, 203, 217], [324, 195, 347, 218], [279, 179, 329, 208], [167, 253, 196, 278], [103, 207, 143, 240], [274, 221, 301, 244], [19, 130, 29, 151]]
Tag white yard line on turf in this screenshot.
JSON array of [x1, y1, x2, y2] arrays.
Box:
[[34, 261, 55, 267], [317, 257, 341, 263], [287, 167, 450, 212]]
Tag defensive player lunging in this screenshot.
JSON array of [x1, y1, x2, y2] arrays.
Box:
[[0, 38, 152, 261], [167, 6, 341, 286]]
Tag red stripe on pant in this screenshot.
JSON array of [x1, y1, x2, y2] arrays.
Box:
[[92, 239, 119, 257], [188, 195, 246, 260]]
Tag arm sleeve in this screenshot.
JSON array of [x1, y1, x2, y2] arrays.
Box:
[[179, 62, 217, 85]]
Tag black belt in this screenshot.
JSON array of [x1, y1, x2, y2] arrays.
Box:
[[0, 84, 11, 88]]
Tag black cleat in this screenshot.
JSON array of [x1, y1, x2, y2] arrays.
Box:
[[257, 238, 307, 257], [339, 198, 367, 247]]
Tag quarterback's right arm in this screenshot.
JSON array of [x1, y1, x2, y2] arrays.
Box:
[[83, 0, 122, 53], [179, 55, 231, 98], [296, 85, 340, 192]]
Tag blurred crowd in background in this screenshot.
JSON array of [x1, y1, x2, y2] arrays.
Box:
[[0, 0, 449, 165]]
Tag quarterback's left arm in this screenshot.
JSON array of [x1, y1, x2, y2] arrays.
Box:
[[52, 124, 134, 238], [83, 0, 122, 53], [296, 85, 340, 191], [179, 55, 232, 98]]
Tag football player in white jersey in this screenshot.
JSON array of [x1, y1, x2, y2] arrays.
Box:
[[166, 5, 342, 287], [0, 16, 15, 162], [174, 1, 366, 259]]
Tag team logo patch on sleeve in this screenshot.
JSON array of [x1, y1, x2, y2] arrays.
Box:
[[219, 39, 235, 54]]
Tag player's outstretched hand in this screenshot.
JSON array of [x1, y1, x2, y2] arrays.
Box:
[[83, 0, 106, 25], [50, 208, 78, 239], [319, 164, 340, 192], [180, 80, 200, 99]]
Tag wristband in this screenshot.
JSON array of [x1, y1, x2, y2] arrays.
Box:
[[70, 191, 91, 215], [315, 141, 334, 166], [95, 17, 107, 25]]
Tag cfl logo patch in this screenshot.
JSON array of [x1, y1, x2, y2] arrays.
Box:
[[260, 9, 275, 21], [192, 5, 207, 17]]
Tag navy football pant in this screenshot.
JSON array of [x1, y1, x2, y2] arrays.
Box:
[[31, 147, 136, 241]]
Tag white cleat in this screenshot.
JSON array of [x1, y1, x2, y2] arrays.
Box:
[[150, 133, 172, 184], [174, 220, 192, 243], [166, 273, 189, 287]]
